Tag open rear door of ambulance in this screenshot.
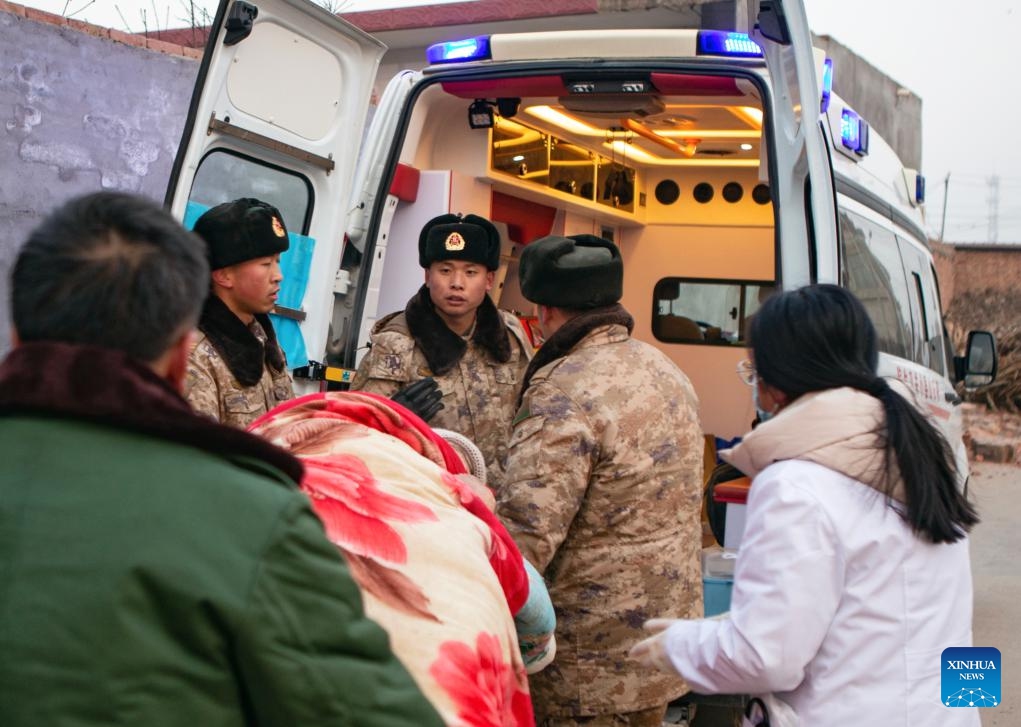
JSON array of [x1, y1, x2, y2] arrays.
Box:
[[745, 0, 837, 287], [165, 0, 385, 389]]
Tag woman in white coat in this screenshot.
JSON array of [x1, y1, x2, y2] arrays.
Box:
[[630, 284, 980, 726]]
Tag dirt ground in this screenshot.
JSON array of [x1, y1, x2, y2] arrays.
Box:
[[963, 404, 1021, 466], [967, 461, 1020, 726]]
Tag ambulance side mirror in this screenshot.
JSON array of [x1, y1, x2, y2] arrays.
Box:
[[955, 330, 997, 390]]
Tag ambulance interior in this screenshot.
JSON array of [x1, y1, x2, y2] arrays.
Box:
[[337, 70, 777, 440]]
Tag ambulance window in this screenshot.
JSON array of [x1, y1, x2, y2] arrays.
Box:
[[188, 150, 312, 233], [839, 211, 913, 360], [931, 264, 956, 377], [898, 236, 948, 376], [652, 278, 774, 345]]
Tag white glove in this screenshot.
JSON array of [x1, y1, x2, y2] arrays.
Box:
[[628, 618, 681, 673]]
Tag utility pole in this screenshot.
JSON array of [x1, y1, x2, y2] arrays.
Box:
[[939, 173, 950, 242], [987, 175, 1000, 243]]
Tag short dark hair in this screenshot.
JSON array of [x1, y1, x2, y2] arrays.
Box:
[[749, 284, 977, 543], [11, 191, 208, 363]]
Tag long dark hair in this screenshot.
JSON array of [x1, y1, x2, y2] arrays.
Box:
[[749, 284, 977, 543]]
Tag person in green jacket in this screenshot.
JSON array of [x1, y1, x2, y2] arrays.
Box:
[[0, 191, 443, 727]]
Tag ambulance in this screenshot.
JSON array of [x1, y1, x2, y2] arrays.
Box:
[[166, 0, 997, 485]]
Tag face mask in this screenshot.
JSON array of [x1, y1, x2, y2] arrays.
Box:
[[753, 384, 774, 423]]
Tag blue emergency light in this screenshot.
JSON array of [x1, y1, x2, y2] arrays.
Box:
[[426, 36, 492, 64], [841, 108, 869, 156], [821, 58, 833, 113], [696, 31, 763, 58]]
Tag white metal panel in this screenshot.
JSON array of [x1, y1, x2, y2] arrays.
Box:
[[225, 21, 343, 141]]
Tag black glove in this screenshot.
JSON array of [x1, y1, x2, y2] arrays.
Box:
[[390, 377, 444, 423]]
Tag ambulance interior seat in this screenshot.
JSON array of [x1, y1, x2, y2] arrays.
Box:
[[659, 314, 704, 341], [704, 325, 724, 343]]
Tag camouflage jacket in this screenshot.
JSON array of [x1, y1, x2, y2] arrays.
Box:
[[497, 318, 704, 717], [351, 306, 531, 489], [185, 320, 294, 429]]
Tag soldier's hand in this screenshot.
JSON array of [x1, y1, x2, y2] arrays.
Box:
[[390, 377, 444, 423]]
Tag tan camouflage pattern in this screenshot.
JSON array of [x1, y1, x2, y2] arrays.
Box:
[[538, 704, 666, 727], [351, 309, 531, 489], [185, 320, 294, 429], [496, 323, 704, 718]]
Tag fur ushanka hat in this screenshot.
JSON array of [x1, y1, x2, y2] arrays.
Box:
[[519, 234, 623, 309], [418, 213, 501, 270], [193, 198, 290, 271]]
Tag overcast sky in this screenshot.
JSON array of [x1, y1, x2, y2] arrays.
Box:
[[16, 0, 1021, 242]]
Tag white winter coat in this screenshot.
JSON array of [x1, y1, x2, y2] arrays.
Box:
[[660, 388, 979, 726]]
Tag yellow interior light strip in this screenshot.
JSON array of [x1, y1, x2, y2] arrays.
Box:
[[524, 105, 602, 135]]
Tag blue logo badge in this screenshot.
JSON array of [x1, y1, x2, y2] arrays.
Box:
[[942, 647, 1000, 707]]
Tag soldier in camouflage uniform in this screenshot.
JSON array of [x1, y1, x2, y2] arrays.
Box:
[[185, 198, 294, 428], [351, 213, 531, 487], [496, 234, 704, 726]]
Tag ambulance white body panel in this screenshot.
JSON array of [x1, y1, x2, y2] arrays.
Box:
[[167, 0, 996, 486]]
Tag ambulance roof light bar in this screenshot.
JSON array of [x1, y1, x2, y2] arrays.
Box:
[[821, 58, 834, 113], [426, 36, 492, 64], [696, 31, 763, 58], [841, 108, 869, 156]]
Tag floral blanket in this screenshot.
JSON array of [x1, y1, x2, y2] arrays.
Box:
[[251, 392, 534, 726]]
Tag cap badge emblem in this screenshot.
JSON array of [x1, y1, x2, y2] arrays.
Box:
[[271, 216, 286, 238], [444, 231, 466, 251]]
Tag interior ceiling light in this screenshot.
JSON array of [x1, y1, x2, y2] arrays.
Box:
[[603, 141, 759, 167], [492, 127, 544, 149], [656, 129, 759, 139], [740, 143, 754, 151], [524, 105, 602, 135], [731, 106, 764, 128], [604, 140, 658, 164]]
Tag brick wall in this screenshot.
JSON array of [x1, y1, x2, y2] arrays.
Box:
[[932, 241, 1021, 309], [931, 241, 956, 313], [950, 246, 1021, 298]]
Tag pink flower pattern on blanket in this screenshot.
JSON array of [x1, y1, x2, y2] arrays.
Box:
[[250, 392, 534, 726], [302, 455, 436, 563], [430, 632, 533, 727]]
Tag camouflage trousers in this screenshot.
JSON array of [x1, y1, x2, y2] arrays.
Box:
[[537, 705, 668, 727]]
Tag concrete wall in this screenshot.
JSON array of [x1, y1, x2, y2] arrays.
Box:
[[0, 4, 199, 356]]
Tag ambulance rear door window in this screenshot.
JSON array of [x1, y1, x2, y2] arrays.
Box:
[[187, 149, 313, 234]]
